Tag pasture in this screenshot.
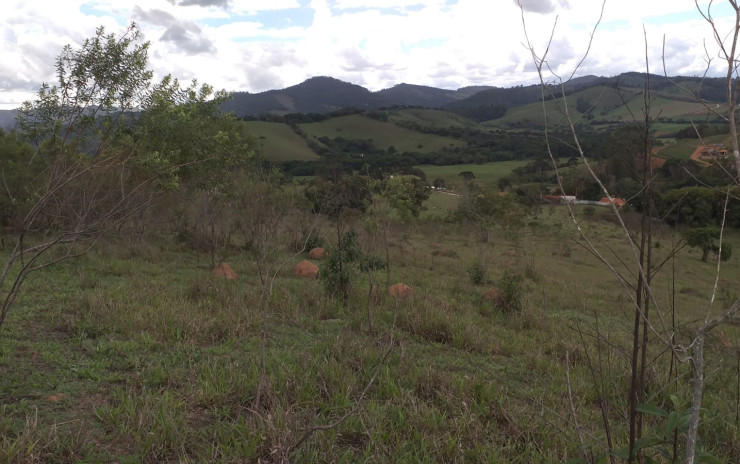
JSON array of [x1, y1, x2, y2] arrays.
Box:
[[239, 121, 319, 162], [299, 114, 466, 153], [417, 160, 530, 190], [1, 201, 738, 463], [656, 133, 730, 160], [386, 108, 479, 129]]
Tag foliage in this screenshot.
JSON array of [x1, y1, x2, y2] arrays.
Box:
[[321, 230, 361, 300], [459, 171, 475, 181], [2, 24, 253, 332], [673, 123, 728, 139], [597, 123, 645, 183], [467, 261, 487, 285], [300, 229, 324, 252], [683, 226, 732, 262], [496, 270, 526, 314], [134, 76, 254, 192], [383, 174, 430, 219], [304, 175, 372, 219], [0, 129, 40, 227], [660, 187, 740, 228], [470, 188, 525, 235], [2, 24, 160, 331]]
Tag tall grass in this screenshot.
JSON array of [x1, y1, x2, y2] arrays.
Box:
[[0, 211, 738, 462]]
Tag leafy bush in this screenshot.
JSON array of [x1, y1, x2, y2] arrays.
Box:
[[468, 261, 487, 285], [497, 271, 526, 314], [321, 231, 361, 300], [302, 229, 324, 251]]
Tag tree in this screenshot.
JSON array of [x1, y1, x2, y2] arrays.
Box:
[[305, 175, 372, 219], [684, 226, 731, 262], [1, 24, 251, 333], [2, 24, 155, 332], [138, 77, 254, 265], [0, 129, 40, 227], [383, 174, 430, 219], [520, 2, 740, 462], [458, 170, 475, 181], [459, 187, 524, 242]]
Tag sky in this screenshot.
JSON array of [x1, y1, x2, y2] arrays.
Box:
[[0, 0, 738, 109]]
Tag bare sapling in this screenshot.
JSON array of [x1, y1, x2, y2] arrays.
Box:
[[519, 1, 740, 462]]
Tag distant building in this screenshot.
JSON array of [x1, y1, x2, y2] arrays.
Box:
[[599, 197, 626, 207], [542, 194, 576, 204], [695, 144, 728, 161]]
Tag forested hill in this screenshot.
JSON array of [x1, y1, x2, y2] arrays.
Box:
[[220, 72, 729, 121], [0, 110, 17, 130], [0, 73, 728, 131], [221, 76, 493, 117]]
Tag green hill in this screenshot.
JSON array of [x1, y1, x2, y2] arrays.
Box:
[[417, 161, 529, 189], [240, 121, 319, 162], [386, 108, 479, 129], [298, 114, 465, 153], [487, 84, 720, 131]]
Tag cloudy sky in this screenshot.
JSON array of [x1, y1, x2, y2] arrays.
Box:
[[0, 0, 737, 109]]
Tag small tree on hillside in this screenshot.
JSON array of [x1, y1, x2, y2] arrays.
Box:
[[684, 226, 732, 262], [383, 174, 430, 220], [1, 24, 251, 334], [459, 171, 475, 181], [520, 1, 740, 462]]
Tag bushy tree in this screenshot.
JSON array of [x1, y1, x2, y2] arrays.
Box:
[[304, 175, 372, 219], [684, 226, 732, 262], [1, 24, 252, 332], [0, 129, 40, 227], [383, 174, 430, 219]]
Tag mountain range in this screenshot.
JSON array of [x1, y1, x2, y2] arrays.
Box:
[[220, 73, 729, 121], [219, 76, 494, 117], [1, 72, 730, 131]]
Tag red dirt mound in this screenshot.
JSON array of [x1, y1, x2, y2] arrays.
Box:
[[212, 263, 238, 280], [293, 260, 319, 279], [308, 247, 326, 260], [388, 283, 414, 299]]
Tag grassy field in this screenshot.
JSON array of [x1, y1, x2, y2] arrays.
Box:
[[240, 121, 319, 162], [417, 160, 530, 190], [487, 85, 720, 130], [386, 108, 478, 129], [656, 134, 731, 160], [420, 190, 461, 219], [299, 114, 466, 153], [1, 205, 738, 462]]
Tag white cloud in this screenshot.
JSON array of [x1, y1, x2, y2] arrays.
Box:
[[0, 0, 738, 109], [333, 0, 442, 9], [230, 0, 302, 14]]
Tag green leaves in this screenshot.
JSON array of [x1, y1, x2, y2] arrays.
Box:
[[134, 76, 254, 193], [664, 410, 680, 435], [383, 174, 430, 219], [18, 23, 152, 156], [635, 402, 668, 418]]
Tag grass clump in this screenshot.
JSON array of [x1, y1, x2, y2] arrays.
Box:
[[467, 261, 487, 285], [497, 271, 526, 314]]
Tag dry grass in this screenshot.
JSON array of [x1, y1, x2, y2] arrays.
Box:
[[1, 209, 738, 463]]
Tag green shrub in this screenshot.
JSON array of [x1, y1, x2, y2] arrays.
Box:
[[497, 271, 526, 314], [467, 261, 487, 285], [321, 231, 360, 300], [302, 229, 324, 251]]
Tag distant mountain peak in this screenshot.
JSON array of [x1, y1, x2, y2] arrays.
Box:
[[221, 72, 726, 119]]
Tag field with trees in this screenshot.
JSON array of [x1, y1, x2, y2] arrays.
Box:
[[1, 10, 740, 464]]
